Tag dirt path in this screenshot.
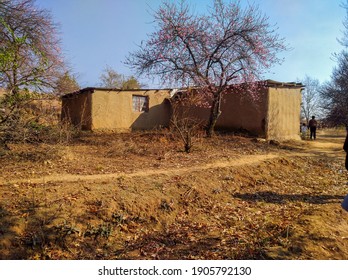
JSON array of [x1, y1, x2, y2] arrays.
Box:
[[2, 154, 280, 185], [2, 131, 345, 186]]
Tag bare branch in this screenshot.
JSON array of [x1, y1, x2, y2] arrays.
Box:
[[125, 0, 286, 135]]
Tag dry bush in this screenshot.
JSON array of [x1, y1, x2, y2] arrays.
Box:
[[170, 92, 205, 153], [0, 93, 80, 149]]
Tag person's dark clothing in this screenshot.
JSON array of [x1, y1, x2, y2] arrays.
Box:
[[309, 127, 316, 140], [308, 119, 317, 140], [344, 133, 348, 170]]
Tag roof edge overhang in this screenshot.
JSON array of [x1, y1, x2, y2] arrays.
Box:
[[61, 79, 304, 99], [61, 87, 95, 99], [61, 87, 175, 99], [264, 79, 304, 89]]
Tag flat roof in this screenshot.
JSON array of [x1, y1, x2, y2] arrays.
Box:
[[62, 79, 304, 98], [265, 79, 304, 88], [61, 87, 173, 98]]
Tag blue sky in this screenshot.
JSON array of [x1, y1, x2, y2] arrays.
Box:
[[36, 0, 346, 88]]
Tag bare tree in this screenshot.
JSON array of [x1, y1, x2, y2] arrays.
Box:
[[338, 0, 348, 48], [0, 0, 64, 94], [0, 0, 65, 146], [299, 75, 321, 125], [320, 52, 348, 126], [54, 71, 80, 96], [320, 1, 348, 127], [126, 0, 286, 136], [99, 65, 124, 88], [99, 65, 141, 89]]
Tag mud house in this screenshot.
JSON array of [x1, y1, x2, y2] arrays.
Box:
[[173, 80, 304, 140], [61, 88, 172, 131], [61, 80, 303, 140]]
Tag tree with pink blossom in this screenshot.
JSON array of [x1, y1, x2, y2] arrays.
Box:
[[126, 0, 287, 136]]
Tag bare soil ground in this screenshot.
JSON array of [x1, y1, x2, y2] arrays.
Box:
[[0, 129, 348, 260]]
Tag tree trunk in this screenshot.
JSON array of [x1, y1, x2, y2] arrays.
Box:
[[206, 92, 222, 137]]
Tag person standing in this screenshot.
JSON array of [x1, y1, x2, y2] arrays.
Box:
[[344, 126, 348, 170], [301, 123, 308, 140], [308, 116, 317, 140]]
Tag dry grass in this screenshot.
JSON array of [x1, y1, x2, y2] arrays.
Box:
[[0, 129, 348, 260]]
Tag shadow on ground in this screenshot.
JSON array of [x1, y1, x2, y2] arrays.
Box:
[[233, 191, 344, 205]]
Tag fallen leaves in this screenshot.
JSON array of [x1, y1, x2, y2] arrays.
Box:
[[1, 131, 348, 260]]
